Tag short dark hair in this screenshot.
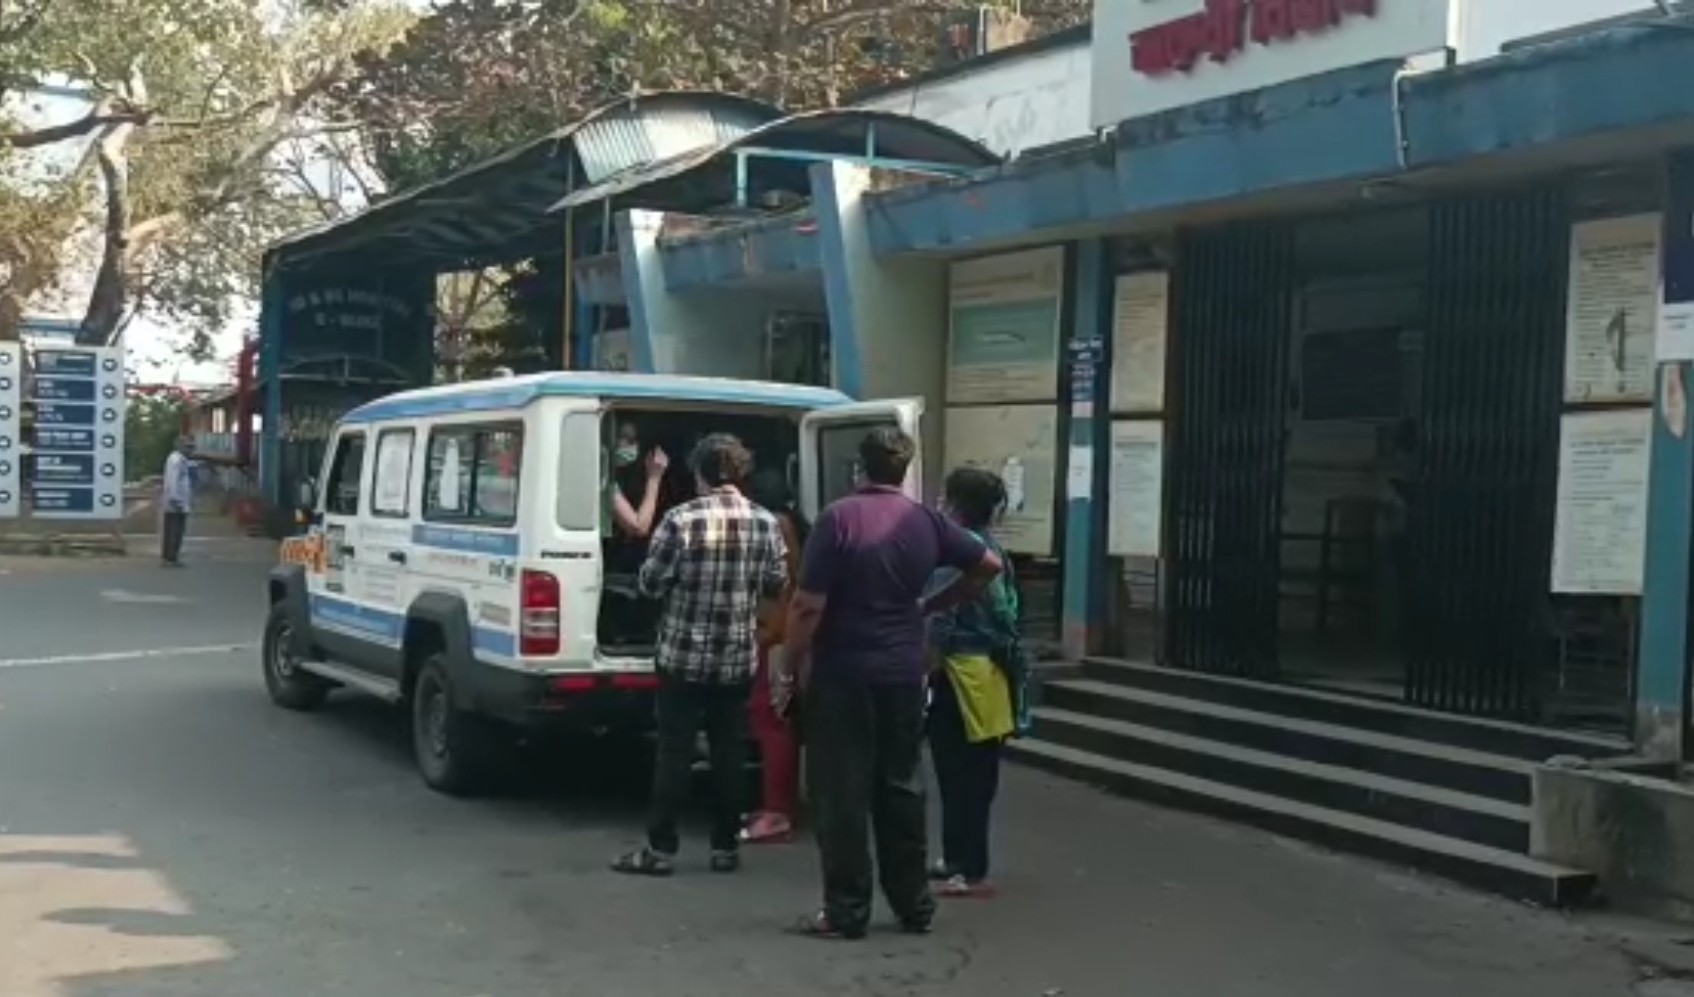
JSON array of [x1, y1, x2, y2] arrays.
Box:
[[690, 433, 753, 488], [858, 427, 914, 487], [944, 466, 1006, 530]]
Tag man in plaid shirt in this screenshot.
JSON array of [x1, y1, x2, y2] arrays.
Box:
[[612, 433, 789, 878]]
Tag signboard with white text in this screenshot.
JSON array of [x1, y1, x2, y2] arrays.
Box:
[[29, 346, 124, 520], [1090, 0, 1457, 128]]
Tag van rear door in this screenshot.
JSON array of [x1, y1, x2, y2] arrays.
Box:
[[798, 398, 924, 520]]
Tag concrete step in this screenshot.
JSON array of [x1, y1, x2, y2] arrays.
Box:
[[1008, 738, 1597, 908], [1080, 657, 1629, 763], [1043, 679, 1533, 804], [1032, 706, 1529, 852]]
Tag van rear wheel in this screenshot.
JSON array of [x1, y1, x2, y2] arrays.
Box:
[[411, 656, 496, 796]]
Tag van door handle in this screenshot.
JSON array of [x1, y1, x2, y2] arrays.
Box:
[[341, 545, 357, 558], [388, 551, 407, 565]]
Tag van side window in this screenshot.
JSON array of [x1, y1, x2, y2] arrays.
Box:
[[371, 428, 415, 518], [324, 432, 367, 516], [815, 419, 892, 507], [424, 422, 523, 527]]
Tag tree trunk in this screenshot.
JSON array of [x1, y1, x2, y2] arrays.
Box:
[[77, 121, 137, 347]]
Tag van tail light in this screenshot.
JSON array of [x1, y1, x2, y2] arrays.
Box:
[[519, 569, 561, 656]]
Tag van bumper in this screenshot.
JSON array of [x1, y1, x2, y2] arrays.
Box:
[[466, 665, 659, 734]]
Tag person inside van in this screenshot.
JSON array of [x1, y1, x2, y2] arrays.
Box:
[[743, 468, 806, 845], [609, 421, 668, 538]]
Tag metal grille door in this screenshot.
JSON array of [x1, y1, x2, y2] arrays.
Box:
[[1163, 222, 1296, 678], [1405, 189, 1568, 718]]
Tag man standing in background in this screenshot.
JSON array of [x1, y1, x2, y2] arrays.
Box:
[[160, 435, 194, 567]]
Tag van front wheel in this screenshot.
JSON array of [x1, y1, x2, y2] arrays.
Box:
[[411, 656, 496, 796], [263, 603, 329, 711]]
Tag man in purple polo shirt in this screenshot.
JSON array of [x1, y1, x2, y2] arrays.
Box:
[[776, 427, 1003, 940]]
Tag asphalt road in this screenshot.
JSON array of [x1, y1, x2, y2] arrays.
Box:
[[0, 541, 1662, 996]]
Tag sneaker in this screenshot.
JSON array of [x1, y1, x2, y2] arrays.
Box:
[[927, 860, 955, 882]]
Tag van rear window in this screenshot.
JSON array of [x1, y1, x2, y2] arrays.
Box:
[[423, 422, 522, 527]]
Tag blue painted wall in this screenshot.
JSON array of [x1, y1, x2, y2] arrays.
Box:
[[659, 213, 823, 292]]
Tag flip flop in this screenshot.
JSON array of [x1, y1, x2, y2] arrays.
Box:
[[788, 910, 865, 941], [610, 848, 674, 877]]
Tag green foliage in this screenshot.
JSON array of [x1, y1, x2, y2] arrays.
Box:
[[124, 391, 188, 480]]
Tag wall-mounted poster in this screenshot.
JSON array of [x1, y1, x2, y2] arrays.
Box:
[[1110, 272, 1168, 413], [1564, 213, 1660, 403], [1107, 420, 1164, 558], [943, 404, 1059, 555], [947, 246, 1065, 404], [1551, 407, 1652, 594]]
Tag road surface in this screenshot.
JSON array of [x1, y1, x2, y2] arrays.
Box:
[[0, 541, 1665, 996]]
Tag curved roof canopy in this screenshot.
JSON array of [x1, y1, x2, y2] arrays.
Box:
[[266, 91, 784, 272], [547, 108, 998, 216]]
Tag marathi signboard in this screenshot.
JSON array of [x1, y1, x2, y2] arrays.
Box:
[[1090, 0, 1456, 128], [29, 346, 125, 520], [0, 343, 18, 518]]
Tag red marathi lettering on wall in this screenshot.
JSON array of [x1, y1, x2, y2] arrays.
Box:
[[1129, 0, 1378, 77]]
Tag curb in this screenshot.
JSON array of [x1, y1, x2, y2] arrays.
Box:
[[0, 533, 128, 558]]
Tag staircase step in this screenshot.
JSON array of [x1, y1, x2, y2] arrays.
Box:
[[1080, 658, 1629, 763], [1045, 679, 1533, 803], [1007, 738, 1597, 908], [1032, 706, 1529, 851]]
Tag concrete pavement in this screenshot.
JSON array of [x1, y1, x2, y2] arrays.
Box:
[[0, 547, 1670, 996]]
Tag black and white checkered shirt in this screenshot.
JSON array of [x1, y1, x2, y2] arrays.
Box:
[[636, 487, 788, 684]]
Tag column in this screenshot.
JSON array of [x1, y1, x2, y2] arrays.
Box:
[[1060, 239, 1112, 659], [257, 262, 286, 511], [1637, 149, 1694, 759]]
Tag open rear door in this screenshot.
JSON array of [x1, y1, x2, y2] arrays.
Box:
[[799, 398, 925, 519]]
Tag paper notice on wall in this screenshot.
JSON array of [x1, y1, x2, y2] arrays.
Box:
[[1657, 300, 1694, 363], [1066, 445, 1093, 502], [1551, 408, 1653, 595], [943, 404, 1060, 556], [1107, 420, 1164, 558], [1110, 272, 1169, 413], [1564, 214, 1660, 403]]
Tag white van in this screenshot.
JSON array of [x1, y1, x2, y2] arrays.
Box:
[[266, 372, 921, 794]]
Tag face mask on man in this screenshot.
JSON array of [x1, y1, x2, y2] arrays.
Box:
[[614, 444, 639, 467]]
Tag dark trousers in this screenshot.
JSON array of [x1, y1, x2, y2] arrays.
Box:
[[160, 510, 188, 563], [646, 674, 749, 855], [806, 672, 933, 932], [927, 674, 1003, 882]]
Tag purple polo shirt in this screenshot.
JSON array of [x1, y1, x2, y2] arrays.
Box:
[[798, 485, 988, 685]]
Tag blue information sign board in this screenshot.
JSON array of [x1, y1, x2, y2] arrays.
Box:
[[27, 347, 125, 520]]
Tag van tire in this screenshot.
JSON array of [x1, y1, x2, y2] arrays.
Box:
[[263, 602, 330, 711], [410, 655, 496, 796]]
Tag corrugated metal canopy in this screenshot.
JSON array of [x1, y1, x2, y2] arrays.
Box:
[[547, 108, 998, 214], [265, 91, 783, 272]]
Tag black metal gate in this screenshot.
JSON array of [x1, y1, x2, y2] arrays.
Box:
[[1404, 189, 1568, 718], [1163, 222, 1296, 678]]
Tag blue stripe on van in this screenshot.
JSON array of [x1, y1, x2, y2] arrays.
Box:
[[309, 594, 519, 661], [338, 372, 854, 424], [411, 524, 520, 557]]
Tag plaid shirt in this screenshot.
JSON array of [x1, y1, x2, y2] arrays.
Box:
[[636, 487, 788, 684]]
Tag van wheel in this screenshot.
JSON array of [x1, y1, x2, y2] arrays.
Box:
[[411, 656, 496, 796], [263, 602, 329, 711]]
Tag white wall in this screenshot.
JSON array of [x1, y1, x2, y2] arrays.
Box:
[[853, 40, 1092, 159]]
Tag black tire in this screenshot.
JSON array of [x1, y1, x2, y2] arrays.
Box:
[[410, 656, 497, 796], [262, 602, 330, 711]]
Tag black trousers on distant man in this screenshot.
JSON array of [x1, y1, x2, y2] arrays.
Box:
[[160, 509, 188, 564], [646, 672, 750, 856], [805, 669, 934, 934]]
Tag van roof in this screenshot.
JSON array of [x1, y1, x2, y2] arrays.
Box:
[[337, 371, 855, 425]]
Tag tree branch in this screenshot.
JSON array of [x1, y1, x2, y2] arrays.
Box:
[[2, 105, 151, 149]]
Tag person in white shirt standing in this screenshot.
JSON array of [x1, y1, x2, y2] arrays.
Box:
[[160, 436, 194, 567]]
